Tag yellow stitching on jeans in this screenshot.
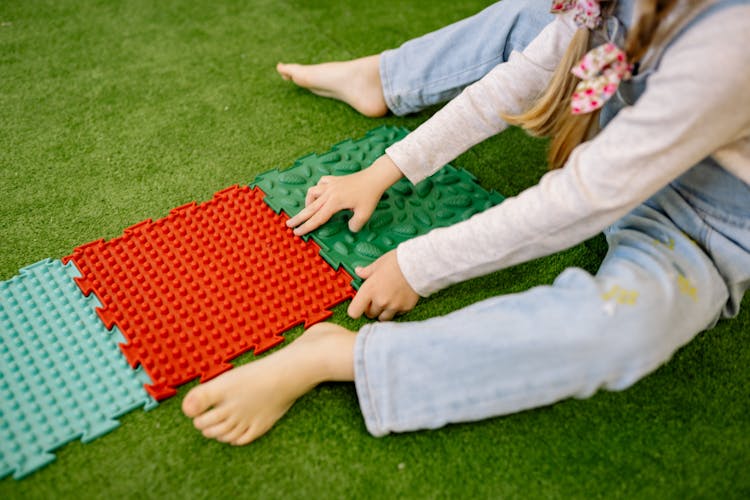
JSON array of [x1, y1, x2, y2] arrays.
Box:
[[652, 237, 675, 250], [601, 285, 639, 305], [677, 275, 698, 301]]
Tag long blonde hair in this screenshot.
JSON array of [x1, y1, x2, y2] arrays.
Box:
[[502, 0, 679, 169]]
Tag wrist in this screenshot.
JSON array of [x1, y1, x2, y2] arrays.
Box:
[[368, 154, 403, 194]]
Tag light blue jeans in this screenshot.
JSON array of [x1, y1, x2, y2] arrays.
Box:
[[379, 0, 553, 115], [355, 1, 750, 437]]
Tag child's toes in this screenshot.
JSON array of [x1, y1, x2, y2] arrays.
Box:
[[192, 406, 230, 431], [201, 419, 237, 440], [182, 385, 219, 417], [219, 423, 249, 444], [276, 62, 292, 79], [231, 426, 261, 447]]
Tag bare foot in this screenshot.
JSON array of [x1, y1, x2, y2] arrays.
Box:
[[182, 323, 356, 446], [277, 55, 388, 118]]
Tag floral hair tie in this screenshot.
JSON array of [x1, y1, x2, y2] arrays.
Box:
[[551, 0, 602, 30], [570, 42, 632, 114], [550, 0, 632, 114]]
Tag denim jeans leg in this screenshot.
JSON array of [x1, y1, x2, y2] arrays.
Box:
[[353, 197, 732, 437], [665, 160, 750, 317], [380, 0, 554, 115]]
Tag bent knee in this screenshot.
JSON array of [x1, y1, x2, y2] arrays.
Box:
[[552, 264, 726, 391], [591, 284, 724, 391]]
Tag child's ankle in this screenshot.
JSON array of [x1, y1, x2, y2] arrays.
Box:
[[298, 324, 356, 382]]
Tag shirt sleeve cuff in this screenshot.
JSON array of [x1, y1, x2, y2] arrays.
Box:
[[396, 238, 440, 298], [384, 142, 432, 185]]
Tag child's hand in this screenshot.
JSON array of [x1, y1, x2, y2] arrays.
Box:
[[286, 155, 403, 236], [348, 250, 419, 321]]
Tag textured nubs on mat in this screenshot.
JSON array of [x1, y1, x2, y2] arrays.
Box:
[[252, 125, 505, 287], [0, 259, 156, 480], [63, 185, 355, 401]]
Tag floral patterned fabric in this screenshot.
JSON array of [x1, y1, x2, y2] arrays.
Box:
[[570, 42, 632, 114], [550, 0, 602, 29], [551, 0, 632, 114]]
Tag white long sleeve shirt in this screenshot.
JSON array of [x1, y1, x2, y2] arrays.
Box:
[[386, 5, 750, 297]]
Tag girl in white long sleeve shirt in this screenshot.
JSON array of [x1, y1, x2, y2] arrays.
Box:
[[182, 0, 750, 445]]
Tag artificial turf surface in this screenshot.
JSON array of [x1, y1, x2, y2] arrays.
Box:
[[1, 0, 748, 498]]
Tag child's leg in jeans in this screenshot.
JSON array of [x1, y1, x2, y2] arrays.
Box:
[[354, 198, 737, 436], [277, 0, 553, 116], [380, 0, 553, 115]]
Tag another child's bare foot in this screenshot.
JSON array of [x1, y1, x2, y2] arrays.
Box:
[[181, 323, 356, 446], [276, 55, 388, 117]]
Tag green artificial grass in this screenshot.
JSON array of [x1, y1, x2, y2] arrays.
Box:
[[1, 0, 748, 498]]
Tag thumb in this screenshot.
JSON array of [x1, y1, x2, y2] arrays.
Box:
[[355, 261, 377, 279]]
